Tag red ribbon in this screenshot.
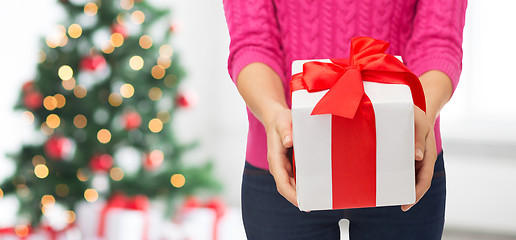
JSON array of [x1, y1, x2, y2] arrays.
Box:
[[177, 197, 226, 240], [98, 193, 150, 240], [291, 36, 426, 117], [0, 226, 33, 240], [41, 223, 76, 240], [291, 37, 425, 209]]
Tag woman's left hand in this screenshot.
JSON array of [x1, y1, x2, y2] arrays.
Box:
[[401, 105, 437, 212]]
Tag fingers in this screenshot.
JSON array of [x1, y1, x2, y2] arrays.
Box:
[[414, 106, 427, 161], [266, 109, 297, 206], [402, 131, 437, 212], [269, 153, 298, 206]]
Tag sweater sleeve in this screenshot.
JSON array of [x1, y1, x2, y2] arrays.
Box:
[[223, 0, 285, 84], [403, 0, 467, 93]]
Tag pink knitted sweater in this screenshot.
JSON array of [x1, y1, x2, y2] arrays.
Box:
[[224, 0, 467, 170]]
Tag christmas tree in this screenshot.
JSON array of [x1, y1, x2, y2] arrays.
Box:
[[0, 0, 220, 227]]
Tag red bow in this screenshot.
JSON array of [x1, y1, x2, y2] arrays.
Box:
[[291, 37, 426, 118], [98, 193, 150, 239]]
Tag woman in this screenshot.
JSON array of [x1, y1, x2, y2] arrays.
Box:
[[223, 0, 467, 239]]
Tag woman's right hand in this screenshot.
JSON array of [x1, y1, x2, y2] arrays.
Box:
[[264, 107, 297, 207]]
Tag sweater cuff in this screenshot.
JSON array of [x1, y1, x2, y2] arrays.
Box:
[[409, 56, 462, 93], [229, 47, 284, 85]]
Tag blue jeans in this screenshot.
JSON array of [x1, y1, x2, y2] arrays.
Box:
[[241, 152, 446, 240]]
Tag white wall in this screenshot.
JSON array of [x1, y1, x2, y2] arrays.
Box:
[[0, 0, 515, 235]]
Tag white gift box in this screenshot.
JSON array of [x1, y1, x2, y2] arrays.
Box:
[[76, 200, 161, 240], [291, 59, 416, 211]]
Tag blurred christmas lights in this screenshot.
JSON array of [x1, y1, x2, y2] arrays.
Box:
[[139, 35, 153, 49], [131, 10, 145, 24], [84, 188, 98, 202], [73, 114, 88, 128], [129, 56, 144, 70], [68, 23, 83, 38], [97, 129, 112, 144], [148, 118, 163, 133], [120, 83, 135, 98], [170, 174, 185, 188], [151, 65, 165, 79], [84, 2, 98, 16], [34, 164, 49, 179]]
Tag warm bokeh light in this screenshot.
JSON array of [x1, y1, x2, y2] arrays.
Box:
[[22, 111, 35, 124], [102, 44, 115, 54], [32, 155, 46, 166], [157, 111, 170, 123], [108, 92, 123, 106], [120, 83, 135, 98], [66, 211, 76, 224], [110, 167, 124, 181], [34, 164, 49, 179], [116, 13, 125, 25], [14, 225, 29, 237], [41, 195, 56, 207], [151, 65, 165, 79], [170, 174, 186, 188], [77, 168, 90, 182], [84, 2, 98, 16], [139, 35, 153, 49], [148, 87, 162, 101], [120, 0, 134, 10], [16, 185, 30, 198], [73, 114, 87, 128], [129, 56, 144, 70], [164, 75, 178, 88], [68, 24, 83, 38], [157, 56, 171, 69], [74, 85, 88, 98], [84, 189, 99, 202], [58, 65, 73, 81], [148, 118, 163, 133], [131, 10, 145, 24], [40, 122, 54, 136], [46, 114, 61, 129], [43, 96, 58, 110], [148, 149, 164, 165], [46, 25, 68, 48], [159, 45, 174, 57], [54, 94, 66, 108], [56, 184, 70, 197], [97, 129, 112, 144], [0, 188, 3, 199], [110, 33, 125, 47], [62, 77, 76, 90]]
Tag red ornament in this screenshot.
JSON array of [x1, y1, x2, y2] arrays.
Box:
[[111, 24, 127, 38], [22, 81, 35, 92], [23, 91, 43, 110], [176, 91, 197, 108], [122, 111, 142, 130], [80, 55, 107, 72], [44, 136, 73, 160], [89, 154, 114, 172]]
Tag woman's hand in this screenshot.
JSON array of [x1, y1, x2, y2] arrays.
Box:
[[400, 70, 453, 211], [401, 106, 437, 212], [264, 107, 297, 206], [236, 62, 298, 206]]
